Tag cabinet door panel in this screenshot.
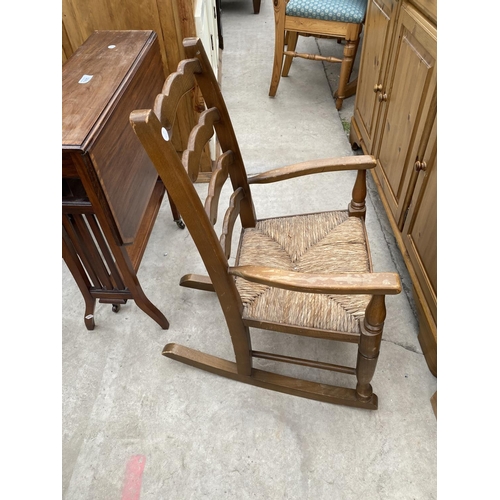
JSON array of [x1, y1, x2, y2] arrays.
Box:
[[407, 0, 436, 24], [402, 116, 437, 323], [374, 3, 436, 224], [353, 0, 397, 152]]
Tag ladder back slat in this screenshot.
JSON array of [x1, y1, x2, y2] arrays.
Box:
[[183, 38, 257, 228], [220, 187, 245, 259], [182, 107, 220, 182], [204, 150, 234, 224], [153, 58, 202, 140]]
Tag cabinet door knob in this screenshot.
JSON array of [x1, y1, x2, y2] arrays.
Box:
[[378, 93, 388, 102], [415, 160, 427, 172], [373, 84, 383, 93]]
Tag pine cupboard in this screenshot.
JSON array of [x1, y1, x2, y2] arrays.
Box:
[[62, 31, 170, 330], [350, 0, 437, 376]]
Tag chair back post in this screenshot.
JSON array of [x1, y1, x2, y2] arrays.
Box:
[[130, 108, 252, 376], [270, 0, 287, 95], [183, 38, 257, 229]]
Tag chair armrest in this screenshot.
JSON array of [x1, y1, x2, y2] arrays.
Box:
[[229, 265, 401, 295], [247, 155, 376, 184]]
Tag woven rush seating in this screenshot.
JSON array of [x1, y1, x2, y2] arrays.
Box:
[[235, 211, 371, 336]]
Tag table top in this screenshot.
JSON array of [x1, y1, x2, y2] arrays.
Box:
[[62, 30, 154, 151]]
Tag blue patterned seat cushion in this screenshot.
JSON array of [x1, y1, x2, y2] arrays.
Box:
[[286, 0, 367, 23]]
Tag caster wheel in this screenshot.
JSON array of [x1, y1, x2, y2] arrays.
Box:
[[112, 304, 121, 313], [351, 142, 359, 151], [175, 219, 186, 229]]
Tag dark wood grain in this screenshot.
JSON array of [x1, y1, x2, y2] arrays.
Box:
[[62, 31, 170, 330], [63, 30, 165, 246], [63, 31, 153, 149]]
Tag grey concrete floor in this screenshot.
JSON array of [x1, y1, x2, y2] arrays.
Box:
[[62, 1, 437, 498]]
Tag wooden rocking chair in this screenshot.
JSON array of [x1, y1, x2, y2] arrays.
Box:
[[130, 38, 401, 409]]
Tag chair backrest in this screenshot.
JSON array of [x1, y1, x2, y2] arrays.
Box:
[[130, 37, 257, 314]]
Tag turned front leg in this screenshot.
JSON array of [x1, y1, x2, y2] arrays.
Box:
[[348, 169, 367, 218], [356, 295, 386, 402]]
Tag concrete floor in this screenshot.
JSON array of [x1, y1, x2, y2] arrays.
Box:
[[62, 1, 437, 498]]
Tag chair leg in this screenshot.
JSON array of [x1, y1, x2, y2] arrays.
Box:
[[356, 295, 386, 403], [253, 0, 261, 14], [335, 38, 358, 110], [269, 3, 286, 96], [348, 37, 360, 82], [166, 189, 185, 229], [282, 31, 298, 77]]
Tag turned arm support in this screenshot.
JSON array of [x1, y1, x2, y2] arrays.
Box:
[[228, 266, 401, 295], [247, 155, 376, 184]]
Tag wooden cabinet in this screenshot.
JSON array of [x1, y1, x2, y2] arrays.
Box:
[[62, 31, 171, 330], [374, 3, 437, 226], [402, 115, 437, 372], [350, 0, 437, 376]]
